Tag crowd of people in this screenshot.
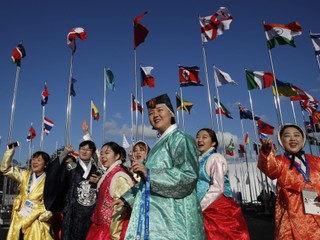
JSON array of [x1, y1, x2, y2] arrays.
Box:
[[1, 93, 320, 240]]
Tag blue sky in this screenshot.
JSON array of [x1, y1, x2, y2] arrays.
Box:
[[0, 0, 320, 164]]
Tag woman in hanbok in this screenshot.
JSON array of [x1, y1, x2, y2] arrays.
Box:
[[86, 141, 135, 240], [259, 124, 320, 239], [113, 93, 205, 240], [196, 128, 250, 240], [129, 140, 150, 182], [1, 147, 53, 240]]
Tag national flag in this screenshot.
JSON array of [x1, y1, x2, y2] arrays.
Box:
[[259, 132, 269, 140], [71, 152, 79, 158], [67, 27, 87, 53], [70, 78, 77, 97], [134, 11, 149, 49], [176, 93, 193, 114], [41, 83, 49, 106], [300, 98, 319, 115], [238, 144, 246, 158], [271, 80, 298, 97], [305, 121, 314, 134], [244, 132, 250, 145], [253, 142, 261, 155], [91, 100, 99, 121], [214, 65, 238, 87], [239, 104, 260, 120], [105, 68, 115, 91], [43, 117, 54, 135], [140, 65, 155, 88], [214, 97, 232, 119], [246, 70, 274, 90], [273, 144, 279, 153], [132, 95, 143, 113], [122, 134, 130, 149], [199, 7, 233, 42], [264, 22, 302, 49], [179, 66, 203, 87], [310, 32, 320, 56], [11, 42, 26, 67], [290, 85, 312, 101], [26, 126, 36, 141], [226, 139, 235, 156], [311, 111, 320, 124], [257, 119, 274, 135]]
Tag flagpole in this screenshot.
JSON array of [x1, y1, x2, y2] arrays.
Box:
[[240, 120, 253, 203], [134, 49, 139, 141], [8, 66, 20, 143], [103, 67, 107, 143], [309, 114, 320, 155], [179, 87, 185, 131], [65, 53, 74, 146], [263, 21, 284, 126], [40, 103, 45, 151], [90, 100, 93, 135], [310, 30, 320, 72], [130, 93, 134, 145], [175, 91, 180, 126], [140, 85, 145, 141], [290, 100, 298, 124], [248, 90, 267, 193], [201, 41, 214, 130]]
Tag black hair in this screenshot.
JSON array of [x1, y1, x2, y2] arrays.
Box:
[[31, 151, 51, 171], [119, 146, 127, 162], [63, 154, 76, 163], [79, 140, 96, 153], [196, 128, 219, 148], [101, 141, 123, 162]]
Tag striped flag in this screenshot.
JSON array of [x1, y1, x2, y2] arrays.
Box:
[[44, 117, 54, 135], [246, 70, 274, 90], [91, 100, 100, 121]]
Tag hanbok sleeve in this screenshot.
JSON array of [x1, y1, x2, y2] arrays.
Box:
[[258, 150, 282, 180], [110, 173, 135, 240], [150, 134, 198, 198], [200, 154, 225, 211], [1, 149, 25, 183]]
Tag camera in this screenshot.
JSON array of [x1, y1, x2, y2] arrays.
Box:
[[6, 141, 20, 150]]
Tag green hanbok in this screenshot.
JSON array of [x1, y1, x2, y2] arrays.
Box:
[[123, 125, 205, 239]]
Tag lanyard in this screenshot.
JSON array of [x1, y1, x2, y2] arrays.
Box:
[[294, 157, 311, 183], [136, 169, 150, 240], [27, 173, 33, 195]]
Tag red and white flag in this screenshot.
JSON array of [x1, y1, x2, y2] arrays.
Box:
[[67, 27, 87, 53], [199, 7, 233, 42]]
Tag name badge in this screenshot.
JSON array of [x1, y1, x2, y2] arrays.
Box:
[[302, 189, 320, 215], [18, 199, 35, 217]]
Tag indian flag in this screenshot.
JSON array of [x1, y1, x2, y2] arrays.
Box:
[[246, 70, 274, 90], [264, 22, 302, 49]]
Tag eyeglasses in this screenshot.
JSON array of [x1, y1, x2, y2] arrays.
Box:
[[80, 148, 92, 152]]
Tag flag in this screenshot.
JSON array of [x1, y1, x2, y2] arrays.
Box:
[[259, 132, 269, 140], [310, 32, 320, 56], [176, 93, 193, 114], [214, 97, 232, 119], [290, 85, 312, 101], [272, 80, 298, 97], [140, 65, 155, 88], [239, 104, 260, 120], [71, 152, 79, 158], [132, 95, 143, 113], [199, 7, 233, 42], [70, 78, 77, 97], [305, 121, 314, 133], [105, 68, 115, 91], [214, 65, 238, 87], [122, 134, 130, 149], [91, 100, 99, 121], [26, 126, 36, 141], [253, 142, 261, 155], [244, 132, 250, 145], [41, 83, 49, 106], [226, 139, 235, 156], [238, 144, 246, 158], [246, 70, 274, 90], [307, 135, 320, 146], [67, 27, 87, 53], [44, 117, 54, 135], [257, 119, 274, 135], [134, 11, 149, 49], [179, 66, 203, 87], [11, 42, 26, 67], [273, 144, 279, 153], [311, 111, 320, 124], [264, 22, 302, 49]]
